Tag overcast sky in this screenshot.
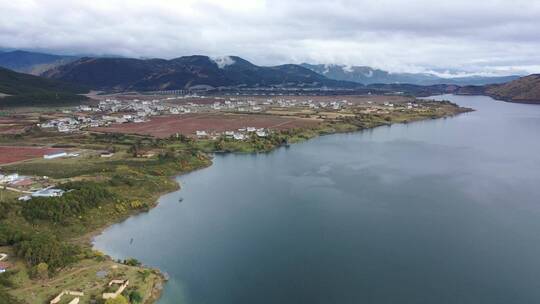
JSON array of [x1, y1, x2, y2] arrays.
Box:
[[1, 0, 540, 75]]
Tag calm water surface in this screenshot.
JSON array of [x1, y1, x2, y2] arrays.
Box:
[[94, 95, 540, 304]]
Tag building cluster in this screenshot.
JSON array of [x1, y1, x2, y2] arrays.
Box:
[[217, 97, 351, 111], [16, 186, 66, 202], [40, 97, 196, 133], [357, 100, 423, 114], [277, 98, 350, 110], [0, 172, 65, 201], [37, 93, 424, 136], [196, 127, 269, 140], [0, 172, 23, 185], [40, 96, 355, 134]]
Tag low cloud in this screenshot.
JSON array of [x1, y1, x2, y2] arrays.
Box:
[[1, 0, 539, 74]]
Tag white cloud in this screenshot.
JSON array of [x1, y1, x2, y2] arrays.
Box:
[[0, 0, 540, 74], [211, 56, 236, 68]]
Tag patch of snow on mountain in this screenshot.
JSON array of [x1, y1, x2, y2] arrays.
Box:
[[212, 56, 235, 69], [322, 64, 332, 74], [341, 65, 354, 73]]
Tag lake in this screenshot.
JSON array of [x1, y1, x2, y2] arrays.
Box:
[[94, 95, 540, 304]]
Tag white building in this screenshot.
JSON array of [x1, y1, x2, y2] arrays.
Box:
[[100, 152, 114, 158], [196, 130, 208, 138], [233, 133, 246, 140], [18, 195, 31, 201], [44, 151, 67, 160], [57, 126, 73, 133], [0, 173, 20, 184], [32, 187, 65, 198]]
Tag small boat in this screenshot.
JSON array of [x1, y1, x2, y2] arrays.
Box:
[[130, 238, 134, 245], [178, 197, 184, 202]]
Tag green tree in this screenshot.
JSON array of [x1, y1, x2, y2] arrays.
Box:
[[35, 262, 49, 279], [105, 295, 129, 304], [129, 290, 143, 303], [15, 232, 78, 271], [123, 257, 141, 266]]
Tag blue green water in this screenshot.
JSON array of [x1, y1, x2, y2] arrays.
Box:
[[94, 95, 540, 304]]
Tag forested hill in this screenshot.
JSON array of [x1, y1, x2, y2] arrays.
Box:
[[485, 74, 540, 104], [0, 67, 88, 107]]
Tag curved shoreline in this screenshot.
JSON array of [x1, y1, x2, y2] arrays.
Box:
[[91, 103, 472, 303], [87, 162, 213, 303]]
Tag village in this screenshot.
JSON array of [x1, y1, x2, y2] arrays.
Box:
[[36, 93, 424, 139]]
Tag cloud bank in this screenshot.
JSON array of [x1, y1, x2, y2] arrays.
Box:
[[1, 0, 539, 75]]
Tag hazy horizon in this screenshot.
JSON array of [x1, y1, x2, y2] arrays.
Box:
[[1, 0, 539, 76]]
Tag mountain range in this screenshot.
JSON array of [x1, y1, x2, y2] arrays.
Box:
[[42, 56, 359, 91], [300, 63, 520, 86], [0, 50, 523, 88], [0, 50, 539, 105], [0, 50, 77, 75]]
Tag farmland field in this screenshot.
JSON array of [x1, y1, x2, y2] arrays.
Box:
[[92, 113, 320, 138], [0, 146, 64, 165]]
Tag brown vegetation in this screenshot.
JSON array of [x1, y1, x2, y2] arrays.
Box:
[[486, 74, 540, 104]]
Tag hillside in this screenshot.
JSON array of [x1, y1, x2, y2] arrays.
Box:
[[0, 67, 88, 107], [485, 74, 540, 104], [301, 63, 519, 86], [0, 50, 77, 75], [366, 83, 460, 96], [43, 56, 360, 91]]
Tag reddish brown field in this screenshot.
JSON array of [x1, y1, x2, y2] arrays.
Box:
[[0, 146, 64, 165], [92, 114, 320, 138], [0, 116, 37, 135]]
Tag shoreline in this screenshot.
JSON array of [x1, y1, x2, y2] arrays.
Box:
[[455, 92, 540, 105], [88, 103, 473, 303], [83, 162, 214, 303]]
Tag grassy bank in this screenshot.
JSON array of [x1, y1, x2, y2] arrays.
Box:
[[0, 139, 211, 303]]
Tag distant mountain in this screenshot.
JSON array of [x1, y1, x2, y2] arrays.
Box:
[[484, 74, 540, 104], [301, 63, 519, 86], [0, 67, 88, 107], [365, 83, 461, 97], [43, 56, 360, 91], [0, 50, 77, 75]]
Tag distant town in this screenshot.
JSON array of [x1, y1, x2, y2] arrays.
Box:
[[36, 93, 422, 139]]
